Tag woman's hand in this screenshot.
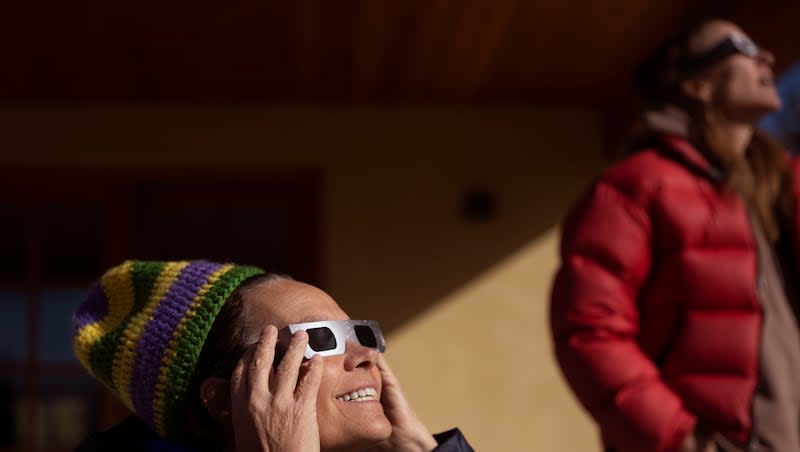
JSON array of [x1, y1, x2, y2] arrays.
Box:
[[366, 354, 437, 452], [230, 325, 324, 452]]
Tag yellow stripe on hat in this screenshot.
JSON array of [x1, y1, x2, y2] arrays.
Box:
[[73, 260, 136, 373], [151, 263, 235, 436], [111, 261, 190, 411]]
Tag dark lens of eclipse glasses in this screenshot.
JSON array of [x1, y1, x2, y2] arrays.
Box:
[[354, 325, 378, 348], [306, 327, 337, 351]]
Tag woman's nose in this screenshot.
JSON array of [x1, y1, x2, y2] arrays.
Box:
[[757, 48, 775, 66], [343, 340, 378, 371]]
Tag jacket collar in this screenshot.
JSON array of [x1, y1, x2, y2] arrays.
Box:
[[635, 104, 725, 183], [658, 134, 725, 182]]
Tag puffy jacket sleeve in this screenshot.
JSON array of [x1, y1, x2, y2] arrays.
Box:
[[550, 178, 696, 452]]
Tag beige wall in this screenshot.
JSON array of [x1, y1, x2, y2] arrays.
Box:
[[387, 228, 597, 451], [0, 107, 605, 450]]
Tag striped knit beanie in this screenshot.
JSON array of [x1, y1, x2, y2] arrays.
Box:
[[72, 260, 264, 440]]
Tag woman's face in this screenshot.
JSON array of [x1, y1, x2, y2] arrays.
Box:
[[688, 20, 781, 121], [240, 279, 392, 451]]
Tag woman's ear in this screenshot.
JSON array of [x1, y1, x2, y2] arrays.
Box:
[[681, 78, 713, 104], [200, 377, 232, 422]]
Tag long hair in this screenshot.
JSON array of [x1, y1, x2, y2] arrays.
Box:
[[633, 18, 794, 241]]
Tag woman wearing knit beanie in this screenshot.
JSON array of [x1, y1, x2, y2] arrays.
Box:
[[72, 260, 473, 452]]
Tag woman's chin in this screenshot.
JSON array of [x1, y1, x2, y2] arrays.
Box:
[[761, 96, 782, 113], [356, 415, 393, 445], [759, 91, 783, 113], [319, 414, 392, 451]]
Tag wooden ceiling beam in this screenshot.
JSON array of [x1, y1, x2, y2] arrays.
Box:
[[293, 0, 324, 102], [455, 0, 516, 102], [0, 0, 795, 106]]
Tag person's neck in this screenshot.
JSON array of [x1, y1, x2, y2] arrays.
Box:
[[716, 117, 754, 158]]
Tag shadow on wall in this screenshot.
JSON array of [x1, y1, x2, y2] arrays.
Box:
[[327, 134, 606, 332], [279, 108, 609, 333]]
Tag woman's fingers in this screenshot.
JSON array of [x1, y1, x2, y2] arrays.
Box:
[[296, 354, 324, 406], [375, 353, 393, 375], [229, 326, 323, 452], [247, 325, 278, 402], [368, 354, 438, 451], [274, 330, 309, 398], [375, 353, 402, 394], [375, 352, 388, 371], [231, 340, 256, 406], [376, 353, 398, 380]]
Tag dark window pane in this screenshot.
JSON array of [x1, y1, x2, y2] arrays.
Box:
[[0, 378, 21, 447], [0, 291, 26, 361], [154, 205, 221, 261], [22, 375, 97, 449], [229, 201, 289, 271], [40, 289, 85, 363], [0, 206, 27, 280], [41, 206, 104, 280]]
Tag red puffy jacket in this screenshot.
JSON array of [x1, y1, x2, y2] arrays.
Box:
[[550, 134, 800, 451]]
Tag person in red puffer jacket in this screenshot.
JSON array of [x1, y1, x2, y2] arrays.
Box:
[[550, 18, 800, 452]]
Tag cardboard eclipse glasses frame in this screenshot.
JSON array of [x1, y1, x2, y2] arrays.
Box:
[[279, 319, 386, 360]]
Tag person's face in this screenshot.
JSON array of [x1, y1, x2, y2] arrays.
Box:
[[687, 20, 780, 121], [240, 279, 392, 451]]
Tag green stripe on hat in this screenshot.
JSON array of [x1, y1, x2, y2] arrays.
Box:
[[88, 261, 167, 392], [162, 264, 264, 440]]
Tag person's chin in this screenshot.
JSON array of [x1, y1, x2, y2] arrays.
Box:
[[321, 410, 392, 450], [369, 415, 393, 441], [762, 89, 783, 112], [745, 98, 782, 119], [320, 427, 392, 452], [350, 410, 393, 443], [760, 95, 782, 112]]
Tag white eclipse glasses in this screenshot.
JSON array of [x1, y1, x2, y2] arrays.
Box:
[[280, 319, 386, 359]]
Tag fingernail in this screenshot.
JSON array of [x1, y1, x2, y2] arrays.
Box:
[[294, 330, 307, 339], [263, 325, 276, 336]]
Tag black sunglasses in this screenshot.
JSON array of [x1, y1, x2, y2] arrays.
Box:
[[680, 34, 762, 73]]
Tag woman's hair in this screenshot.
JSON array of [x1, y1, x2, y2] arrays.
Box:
[[184, 272, 289, 449], [633, 18, 794, 242]]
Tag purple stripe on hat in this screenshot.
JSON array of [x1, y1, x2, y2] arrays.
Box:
[[129, 260, 224, 427], [72, 282, 109, 337]]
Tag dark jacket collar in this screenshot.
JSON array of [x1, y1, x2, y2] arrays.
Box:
[[629, 104, 725, 183], [657, 133, 725, 183]]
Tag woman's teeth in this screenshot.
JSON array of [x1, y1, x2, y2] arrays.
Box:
[[336, 387, 378, 402]]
